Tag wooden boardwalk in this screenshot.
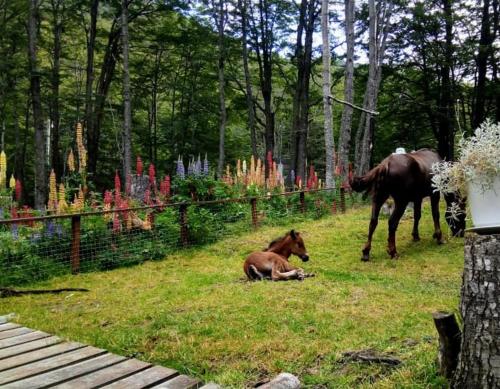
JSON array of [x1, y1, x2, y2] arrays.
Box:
[[0, 317, 213, 389]]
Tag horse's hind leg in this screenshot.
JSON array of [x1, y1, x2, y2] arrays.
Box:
[[271, 265, 303, 281], [412, 199, 422, 241], [362, 197, 387, 261], [430, 192, 443, 244], [249, 265, 265, 281], [387, 200, 408, 258]]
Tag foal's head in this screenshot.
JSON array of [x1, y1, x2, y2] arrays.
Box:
[[267, 230, 310, 261]]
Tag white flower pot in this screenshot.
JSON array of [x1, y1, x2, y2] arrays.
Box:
[[468, 176, 500, 228]]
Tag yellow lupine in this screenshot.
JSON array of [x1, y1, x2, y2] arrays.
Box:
[[9, 175, 15, 189], [67, 149, 75, 172], [0, 151, 6, 172], [57, 184, 68, 214], [48, 170, 57, 211]]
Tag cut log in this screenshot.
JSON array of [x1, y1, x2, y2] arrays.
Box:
[[452, 233, 500, 388], [432, 311, 461, 378]]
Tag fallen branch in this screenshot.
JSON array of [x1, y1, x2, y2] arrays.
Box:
[[0, 288, 89, 298], [327, 95, 379, 115], [341, 349, 401, 366]]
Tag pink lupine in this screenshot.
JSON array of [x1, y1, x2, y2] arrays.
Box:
[[15, 180, 22, 202], [148, 164, 156, 186], [114, 171, 121, 204]]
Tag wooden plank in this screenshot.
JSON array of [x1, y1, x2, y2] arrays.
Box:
[[0, 331, 51, 349], [0, 323, 21, 333], [199, 384, 222, 389], [0, 342, 85, 372], [0, 327, 33, 340], [0, 337, 61, 360], [0, 346, 106, 385], [3, 353, 126, 389], [52, 358, 152, 389], [151, 375, 201, 389], [104, 365, 179, 389]]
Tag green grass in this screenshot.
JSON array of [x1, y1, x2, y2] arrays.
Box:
[[0, 203, 464, 388]]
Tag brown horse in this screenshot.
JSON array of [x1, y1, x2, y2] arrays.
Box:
[[243, 230, 312, 281], [350, 149, 466, 261]]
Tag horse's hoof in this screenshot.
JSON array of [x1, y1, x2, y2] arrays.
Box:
[[361, 254, 370, 262]]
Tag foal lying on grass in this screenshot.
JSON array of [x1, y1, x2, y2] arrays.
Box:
[[243, 230, 314, 281]]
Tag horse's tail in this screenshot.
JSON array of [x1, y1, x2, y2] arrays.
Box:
[[351, 163, 388, 196]]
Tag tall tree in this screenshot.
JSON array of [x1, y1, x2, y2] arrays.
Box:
[[321, 0, 334, 188], [28, 0, 46, 209], [121, 0, 132, 179], [290, 0, 320, 182], [238, 0, 258, 159], [337, 0, 355, 184]]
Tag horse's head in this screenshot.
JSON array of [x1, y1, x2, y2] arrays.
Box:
[[444, 193, 466, 237], [349, 176, 366, 193], [288, 230, 309, 262]]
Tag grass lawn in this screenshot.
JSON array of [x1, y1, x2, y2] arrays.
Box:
[[0, 203, 464, 388]]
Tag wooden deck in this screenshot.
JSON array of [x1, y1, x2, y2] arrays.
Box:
[[0, 317, 213, 389]]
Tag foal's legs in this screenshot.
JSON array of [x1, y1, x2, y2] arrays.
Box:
[[430, 192, 444, 244], [387, 199, 408, 258], [361, 196, 388, 261], [271, 265, 304, 281], [412, 199, 422, 241]]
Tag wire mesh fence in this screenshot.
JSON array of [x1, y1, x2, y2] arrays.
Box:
[[0, 188, 362, 287]]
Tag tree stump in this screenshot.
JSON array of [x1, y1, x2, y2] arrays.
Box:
[[452, 233, 500, 389]]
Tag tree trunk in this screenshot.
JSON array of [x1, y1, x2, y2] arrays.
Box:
[[239, 0, 258, 159], [452, 234, 500, 388], [121, 0, 132, 179], [321, 0, 334, 188], [291, 0, 319, 182], [437, 0, 455, 161], [215, 0, 227, 179], [28, 0, 46, 210], [50, 0, 63, 178], [338, 0, 355, 185], [357, 0, 377, 176], [84, 0, 99, 160], [472, 0, 492, 129]]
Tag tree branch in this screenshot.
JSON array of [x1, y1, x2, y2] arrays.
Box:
[[327, 96, 380, 115]]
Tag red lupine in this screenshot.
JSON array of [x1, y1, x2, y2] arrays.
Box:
[[160, 175, 171, 197], [148, 164, 156, 186], [113, 213, 121, 232], [15, 180, 22, 202], [136, 156, 143, 176], [114, 171, 121, 204], [104, 190, 113, 205]]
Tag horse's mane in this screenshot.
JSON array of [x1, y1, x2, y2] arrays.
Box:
[[264, 233, 288, 251]]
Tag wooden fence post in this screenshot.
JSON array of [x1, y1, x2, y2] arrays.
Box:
[[300, 191, 305, 213], [179, 204, 189, 247], [340, 187, 346, 213], [250, 198, 258, 229], [70, 215, 81, 274]]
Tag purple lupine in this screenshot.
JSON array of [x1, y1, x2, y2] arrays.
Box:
[[203, 154, 209, 176], [56, 224, 63, 238], [290, 170, 295, 187], [176, 156, 185, 179], [187, 159, 194, 176], [11, 224, 18, 240], [45, 221, 55, 238], [195, 155, 202, 176]]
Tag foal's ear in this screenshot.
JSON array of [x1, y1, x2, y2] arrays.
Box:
[[290, 230, 297, 240]]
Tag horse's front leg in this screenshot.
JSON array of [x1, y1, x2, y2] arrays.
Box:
[[430, 192, 443, 244], [412, 199, 422, 241], [362, 197, 386, 261], [387, 200, 408, 258]]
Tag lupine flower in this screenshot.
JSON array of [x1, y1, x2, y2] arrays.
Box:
[[0, 207, 3, 220], [57, 184, 68, 214], [195, 155, 202, 176], [266, 150, 273, 171], [242, 160, 247, 175], [15, 180, 22, 202], [177, 156, 185, 179], [114, 171, 121, 204], [9, 175, 15, 189], [187, 159, 194, 176], [203, 154, 209, 176], [144, 188, 151, 205], [149, 164, 156, 187], [136, 156, 143, 176], [11, 224, 18, 240], [113, 213, 121, 233], [48, 170, 58, 211], [67, 149, 75, 172], [45, 221, 55, 238], [0, 150, 6, 188], [56, 224, 63, 238], [160, 176, 171, 197], [75, 123, 87, 174]]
